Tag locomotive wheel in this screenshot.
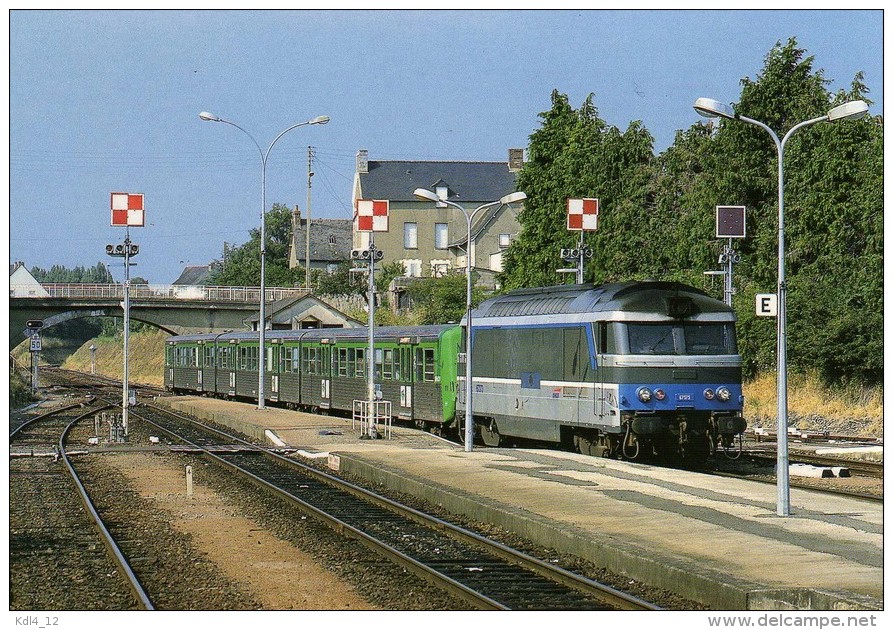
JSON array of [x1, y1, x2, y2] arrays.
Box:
[[480, 420, 502, 447], [575, 431, 610, 457], [575, 432, 597, 456]]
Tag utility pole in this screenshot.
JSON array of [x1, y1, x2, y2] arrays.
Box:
[[305, 145, 315, 289]]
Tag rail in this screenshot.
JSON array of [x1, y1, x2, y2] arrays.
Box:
[[11, 283, 310, 303]]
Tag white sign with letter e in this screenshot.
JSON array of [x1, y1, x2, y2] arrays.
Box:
[[755, 293, 777, 317]]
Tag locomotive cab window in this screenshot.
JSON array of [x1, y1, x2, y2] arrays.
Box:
[[626, 322, 736, 355]]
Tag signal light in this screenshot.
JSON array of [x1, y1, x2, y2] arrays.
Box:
[[106, 244, 115, 254]]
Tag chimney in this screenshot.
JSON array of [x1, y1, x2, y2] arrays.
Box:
[[356, 149, 369, 174], [508, 148, 524, 172]]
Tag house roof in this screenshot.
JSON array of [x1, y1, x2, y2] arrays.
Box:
[[245, 293, 363, 327], [172, 265, 212, 285], [358, 160, 518, 203]]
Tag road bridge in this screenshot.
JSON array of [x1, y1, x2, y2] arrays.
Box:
[[9, 283, 312, 346]]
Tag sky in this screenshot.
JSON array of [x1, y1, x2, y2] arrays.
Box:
[[6, 8, 885, 285]]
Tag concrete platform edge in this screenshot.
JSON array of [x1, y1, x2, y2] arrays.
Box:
[[334, 452, 882, 611]]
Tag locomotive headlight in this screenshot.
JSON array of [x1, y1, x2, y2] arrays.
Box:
[[637, 387, 652, 403], [703, 388, 715, 400], [654, 389, 666, 401], [716, 387, 732, 402]]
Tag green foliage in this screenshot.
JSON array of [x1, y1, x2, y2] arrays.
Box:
[[405, 272, 485, 325], [10, 368, 35, 408], [31, 262, 114, 283], [313, 262, 366, 297], [375, 261, 408, 294], [499, 39, 882, 387], [209, 203, 303, 287], [500, 91, 655, 289]]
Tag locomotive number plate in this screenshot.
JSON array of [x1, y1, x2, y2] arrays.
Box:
[[676, 393, 693, 402]]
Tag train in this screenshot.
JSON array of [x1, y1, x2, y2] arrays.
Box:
[[164, 281, 747, 464]]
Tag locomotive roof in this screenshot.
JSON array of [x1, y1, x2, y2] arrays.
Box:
[[470, 281, 734, 322], [167, 324, 455, 344]]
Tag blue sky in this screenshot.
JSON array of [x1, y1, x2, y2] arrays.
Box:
[[7, 9, 884, 284]]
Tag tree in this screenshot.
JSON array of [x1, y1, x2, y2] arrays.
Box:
[[31, 262, 114, 283], [405, 272, 485, 325], [313, 262, 366, 297], [668, 39, 882, 384], [499, 91, 654, 289], [209, 204, 303, 287]]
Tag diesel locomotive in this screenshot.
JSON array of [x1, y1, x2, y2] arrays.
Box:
[[165, 281, 746, 464]]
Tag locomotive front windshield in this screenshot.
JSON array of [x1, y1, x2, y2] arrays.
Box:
[[626, 322, 736, 355]]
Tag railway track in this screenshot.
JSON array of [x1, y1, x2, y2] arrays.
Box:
[[9, 402, 153, 610], [135, 402, 659, 611]]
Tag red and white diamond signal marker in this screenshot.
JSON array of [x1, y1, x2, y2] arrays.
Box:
[[355, 199, 389, 232], [567, 198, 599, 231], [110, 192, 145, 227]]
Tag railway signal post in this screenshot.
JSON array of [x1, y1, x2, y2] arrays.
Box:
[[561, 198, 599, 284], [27, 320, 43, 393], [108, 192, 144, 439], [715, 206, 746, 306], [353, 199, 390, 438]]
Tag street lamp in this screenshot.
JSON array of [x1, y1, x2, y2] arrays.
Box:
[[413, 188, 527, 451], [200, 111, 330, 410], [693, 96, 868, 516]]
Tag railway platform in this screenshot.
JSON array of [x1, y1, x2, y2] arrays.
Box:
[[153, 395, 883, 611]]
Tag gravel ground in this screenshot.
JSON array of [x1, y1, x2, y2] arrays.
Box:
[[73, 453, 264, 610], [186, 453, 472, 610]]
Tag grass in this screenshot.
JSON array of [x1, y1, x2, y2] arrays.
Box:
[[62, 329, 168, 387], [744, 372, 883, 436]]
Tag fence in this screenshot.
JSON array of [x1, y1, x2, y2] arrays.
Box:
[[11, 284, 310, 303]]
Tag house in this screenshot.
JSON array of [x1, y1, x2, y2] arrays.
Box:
[[172, 265, 212, 286], [352, 149, 524, 287], [171, 265, 212, 299], [288, 206, 353, 274], [245, 293, 364, 330], [9, 262, 49, 297]]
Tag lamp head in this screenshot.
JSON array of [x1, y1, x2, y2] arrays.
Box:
[[310, 115, 330, 125], [827, 100, 869, 122], [500, 191, 527, 205], [199, 111, 220, 122], [413, 188, 440, 202], [693, 98, 736, 120]]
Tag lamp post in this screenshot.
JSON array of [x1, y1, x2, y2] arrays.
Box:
[[413, 188, 526, 451], [200, 111, 329, 410], [693, 97, 868, 516]]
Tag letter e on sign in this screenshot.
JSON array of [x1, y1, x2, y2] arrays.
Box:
[[756, 293, 777, 317]]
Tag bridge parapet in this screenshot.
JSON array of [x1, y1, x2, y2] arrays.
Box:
[[12, 284, 309, 303]]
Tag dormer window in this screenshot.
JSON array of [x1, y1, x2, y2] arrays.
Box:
[[436, 185, 448, 201]]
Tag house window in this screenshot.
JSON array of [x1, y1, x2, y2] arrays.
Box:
[[402, 259, 422, 277], [499, 233, 512, 248], [404, 222, 418, 249], [434, 223, 449, 249], [431, 260, 450, 277]]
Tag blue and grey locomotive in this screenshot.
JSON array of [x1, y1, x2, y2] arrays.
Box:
[[462, 282, 746, 464]]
